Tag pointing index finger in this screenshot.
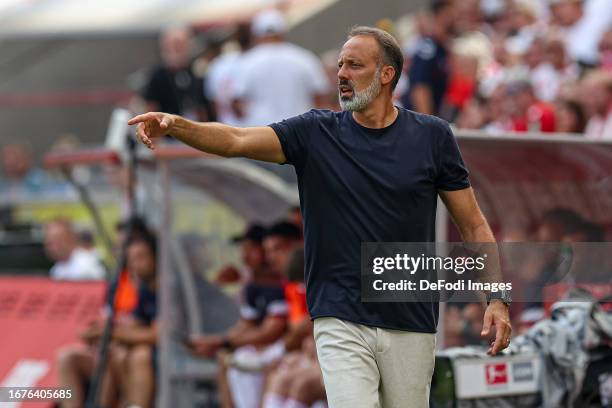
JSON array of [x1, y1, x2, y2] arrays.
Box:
[[128, 112, 154, 126]]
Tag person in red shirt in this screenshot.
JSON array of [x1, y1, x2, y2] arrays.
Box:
[[508, 80, 556, 132]]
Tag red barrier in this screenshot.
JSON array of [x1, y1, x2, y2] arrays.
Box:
[[0, 277, 105, 408]]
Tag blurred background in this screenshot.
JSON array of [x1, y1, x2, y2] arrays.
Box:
[[0, 0, 611, 407]]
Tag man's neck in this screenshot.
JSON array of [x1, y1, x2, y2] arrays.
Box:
[[352, 97, 398, 129]]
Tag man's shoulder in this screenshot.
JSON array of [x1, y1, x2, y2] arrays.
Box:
[[306, 108, 342, 120], [274, 109, 341, 125], [398, 107, 449, 131]]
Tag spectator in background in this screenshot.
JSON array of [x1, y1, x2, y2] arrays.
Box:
[[504, 1, 540, 58], [77, 229, 98, 256], [549, 0, 612, 68], [231, 9, 328, 126], [582, 70, 612, 139], [441, 51, 480, 121], [599, 29, 612, 71], [531, 36, 579, 102], [478, 35, 510, 98], [190, 221, 301, 408], [404, 0, 455, 115], [142, 25, 214, 122], [215, 224, 267, 285], [507, 80, 556, 132], [111, 217, 154, 316], [453, 0, 482, 36], [44, 219, 106, 280], [207, 23, 252, 126], [57, 233, 158, 408], [80, 234, 159, 408], [518, 208, 585, 312], [261, 247, 327, 408], [0, 143, 51, 199], [456, 94, 490, 129], [555, 98, 587, 133]]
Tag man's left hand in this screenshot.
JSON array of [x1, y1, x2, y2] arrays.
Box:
[[481, 301, 512, 356]]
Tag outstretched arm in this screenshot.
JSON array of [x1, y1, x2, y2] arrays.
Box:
[[127, 112, 286, 164]]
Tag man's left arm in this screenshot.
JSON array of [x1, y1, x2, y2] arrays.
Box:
[[439, 187, 512, 355]]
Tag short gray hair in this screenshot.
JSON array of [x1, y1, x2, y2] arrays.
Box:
[[348, 26, 403, 90]]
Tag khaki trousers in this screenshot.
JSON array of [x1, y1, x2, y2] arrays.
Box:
[[314, 317, 436, 408]]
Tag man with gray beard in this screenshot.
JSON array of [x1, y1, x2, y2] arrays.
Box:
[[129, 26, 512, 408]]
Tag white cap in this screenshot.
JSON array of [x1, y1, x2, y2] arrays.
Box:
[[251, 9, 286, 37]]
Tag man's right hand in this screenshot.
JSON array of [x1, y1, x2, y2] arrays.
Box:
[[128, 112, 176, 150]]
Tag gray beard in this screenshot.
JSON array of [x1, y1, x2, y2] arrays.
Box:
[[338, 68, 382, 112]]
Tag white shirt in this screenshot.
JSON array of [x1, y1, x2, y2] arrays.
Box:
[[561, 0, 612, 65], [206, 51, 246, 126], [50, 248, 106, 280], [531, 62, 579, 102], [232, 42, 328, 126]]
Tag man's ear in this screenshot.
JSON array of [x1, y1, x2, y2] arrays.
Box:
[[380, 65, 396, 87]]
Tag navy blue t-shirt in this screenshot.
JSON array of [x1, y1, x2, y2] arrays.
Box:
[[270, 107, 470, 332]]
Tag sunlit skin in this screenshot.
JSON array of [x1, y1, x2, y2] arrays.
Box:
[[337, 35, 397, 129]]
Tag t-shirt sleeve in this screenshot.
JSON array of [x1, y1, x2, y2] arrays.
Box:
[[435, 121, 470, 191], [269, 110, 317, 169]]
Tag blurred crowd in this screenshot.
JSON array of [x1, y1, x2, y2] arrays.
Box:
[[397, 0, 612, 136], [2, 0, 612, 198], [48, 205, 610, 407], [131, 0, 612, 141], [50, 209, 326, 408], [445, 206, 608, 349], [130, 8, 333, 130]]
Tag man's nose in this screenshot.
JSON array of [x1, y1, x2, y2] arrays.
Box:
[[337, 65, 349, 81]]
